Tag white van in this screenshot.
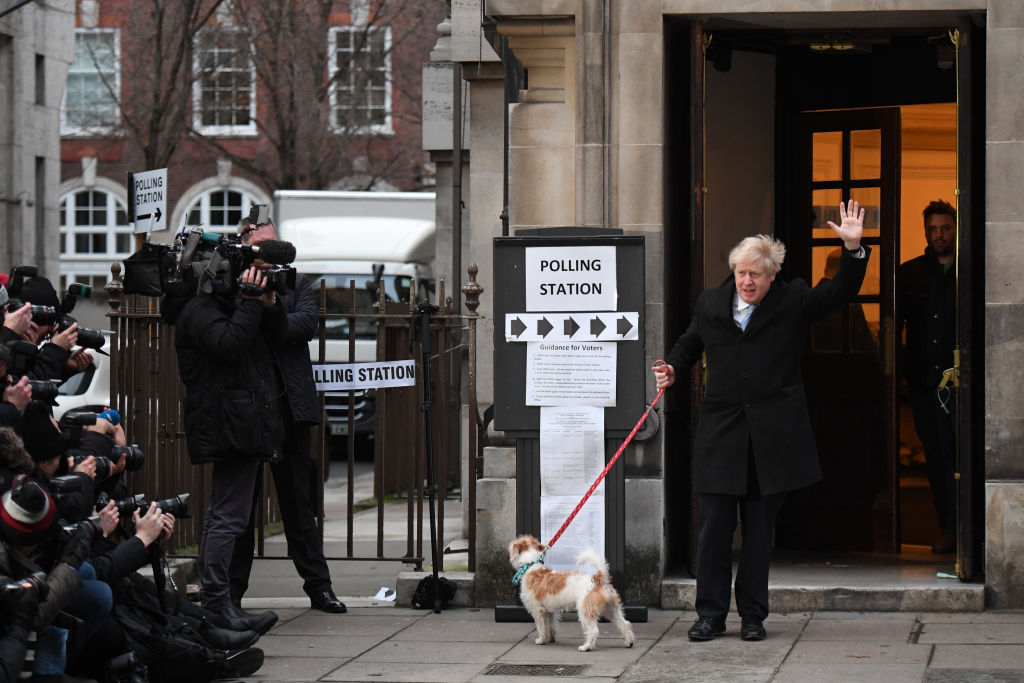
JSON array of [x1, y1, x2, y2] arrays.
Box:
[[273, 191, 436, 444]]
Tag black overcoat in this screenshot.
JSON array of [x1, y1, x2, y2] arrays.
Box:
[[267, 273, 320, 425], [665, 247, 870, 496]]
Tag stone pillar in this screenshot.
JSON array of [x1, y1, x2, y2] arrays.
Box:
[[984, 0, 1024, 609]]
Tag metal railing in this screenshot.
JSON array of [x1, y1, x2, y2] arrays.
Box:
[[104, 263, 484, 571]]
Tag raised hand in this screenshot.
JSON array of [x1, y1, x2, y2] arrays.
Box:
[[826, 200, 865, 250]]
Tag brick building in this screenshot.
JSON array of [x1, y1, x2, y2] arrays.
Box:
[[58, 0, 446, 322]]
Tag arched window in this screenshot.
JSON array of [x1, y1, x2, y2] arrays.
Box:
[[59, 187, 132, 291], [182, 187, 264, 234]]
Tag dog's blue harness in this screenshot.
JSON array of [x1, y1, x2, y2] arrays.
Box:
[[512, 557, 543, 585]]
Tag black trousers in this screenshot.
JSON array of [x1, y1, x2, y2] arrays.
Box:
[[695, 461, 786, 623], [228, 423, 333, 600], [909, 387, 957, 534]]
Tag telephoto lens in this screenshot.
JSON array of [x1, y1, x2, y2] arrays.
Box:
[[144, 492, 190, 518], [27, 379, 61, 403], [110, 444, 144, 471], [95, 491, 146, 515], [0, 571, 50, 604]]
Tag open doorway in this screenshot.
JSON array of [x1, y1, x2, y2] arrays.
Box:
[[662, 16, 983, 578]]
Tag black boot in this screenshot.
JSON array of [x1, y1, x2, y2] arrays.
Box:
[[106, 650, 149, 683], [205, 601, 278, 635], [198, 617, 261, 649], [215, 647, 265, 678]]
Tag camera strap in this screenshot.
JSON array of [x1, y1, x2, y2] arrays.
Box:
[[6, 543, 47, 577]]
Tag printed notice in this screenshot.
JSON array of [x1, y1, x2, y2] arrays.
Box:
[[540, 495, 605, 571], [540, 406, 605, 497], [526, 341, 616, 406]]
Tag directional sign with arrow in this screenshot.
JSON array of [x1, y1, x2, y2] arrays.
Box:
[[126, 168, 168, 234], [505, 312, 639, 342]]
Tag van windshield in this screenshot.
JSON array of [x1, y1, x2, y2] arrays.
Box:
[[305, 273, 414, 340]]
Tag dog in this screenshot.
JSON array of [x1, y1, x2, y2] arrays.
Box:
[[508, 534, 634, 652]]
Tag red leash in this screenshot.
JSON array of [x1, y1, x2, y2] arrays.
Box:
[[545, 361, 669, 550]]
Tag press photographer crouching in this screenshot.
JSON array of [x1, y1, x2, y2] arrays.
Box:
[[0, 426, 110, 683], [172, 211, 289, 635]]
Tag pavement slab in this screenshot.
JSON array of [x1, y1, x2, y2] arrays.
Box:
[[786, 641, 931, 666], [800, 616, 919, 641], [321, 662, 488, 682], [257, 634, 385, 658], [773, 662, 929, 682], [246, 655, 350, 682], [918, 622, 1024, 644], [352, 638, 515, 664], [270, 610, 424, 637], [928, 643, 1024, 670]]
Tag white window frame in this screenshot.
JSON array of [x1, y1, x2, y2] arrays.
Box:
[[328, 25, 393, 136], [192, 28, 257, 137], [61, 28, 121, 136], [182, 187, 263, 235], [59, 187, 133, 287]]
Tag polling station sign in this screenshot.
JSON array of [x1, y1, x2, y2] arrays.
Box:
[[524, 245, 616, 312], [126, 168, 167, 233], [313, 360, 416, 391]]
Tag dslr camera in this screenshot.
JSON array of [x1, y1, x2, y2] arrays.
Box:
[[0, 571, 50, 606], [0, 340, 63, 403], [4, 265, 106, 352]]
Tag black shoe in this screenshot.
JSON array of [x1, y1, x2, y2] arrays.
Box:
[[740, 618, 767, 641], [198, 617, 261, 649], [310, 589, 347, 614], [687, 616, 726, 641], [218, 647, 265, 678], [106, 650, 149, 683], [206, 601, 278, 635]]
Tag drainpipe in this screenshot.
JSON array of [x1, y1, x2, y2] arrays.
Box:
[[452, 62, 463, 311]]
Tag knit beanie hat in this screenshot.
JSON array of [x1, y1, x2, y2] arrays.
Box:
[[0, 474, 57, 546], [18, 276, 60, 310], [17, 401, 66, 464]]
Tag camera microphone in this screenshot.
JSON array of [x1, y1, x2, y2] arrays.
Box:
[[250, 239, 296, 265]]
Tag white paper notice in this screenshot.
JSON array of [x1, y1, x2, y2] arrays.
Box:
[[525, 245, 616, 312], [526, 341, 616, 407], [540, 406, 605, 497], [541, 495, 605, 571]]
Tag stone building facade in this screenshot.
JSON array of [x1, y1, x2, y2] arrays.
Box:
[[0, 0, 75, 278], [438, 0, 1024, 608]]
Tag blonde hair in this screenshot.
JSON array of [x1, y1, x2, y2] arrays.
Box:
[[728, 234, 786, 275]]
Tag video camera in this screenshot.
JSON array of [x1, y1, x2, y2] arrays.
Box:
[[3, 265, 106, 352], [123, 205, 296, 301]]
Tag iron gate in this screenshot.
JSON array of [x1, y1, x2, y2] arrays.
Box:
[[104, 263, 483, 571]]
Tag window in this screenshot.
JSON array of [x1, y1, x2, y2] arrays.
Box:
[[59, 188, 132, 290], [62, 29, 120, 134], [328, 25, 392, 134], [193, 29, 256, 135], [182, 188, 263, 234]]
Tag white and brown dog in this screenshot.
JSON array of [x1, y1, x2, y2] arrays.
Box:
[[508, 534, 634, 652]]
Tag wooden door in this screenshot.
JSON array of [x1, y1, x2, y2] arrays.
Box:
[[776, 107, 902, 553]]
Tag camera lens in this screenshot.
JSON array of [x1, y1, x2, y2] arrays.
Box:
[[110, 444, 144, 472]]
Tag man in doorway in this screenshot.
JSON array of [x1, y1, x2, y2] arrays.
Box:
[[652, 201, 869, 642], [228, 214, 347, 614], [896, 199, 957, 554]]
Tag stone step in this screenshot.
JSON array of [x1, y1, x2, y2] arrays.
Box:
[[661, 577, 985, 612]]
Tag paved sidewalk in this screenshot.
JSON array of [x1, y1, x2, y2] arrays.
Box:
[[240, 606, 1024, 682]]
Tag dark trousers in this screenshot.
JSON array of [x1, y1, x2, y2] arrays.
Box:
[[695, 474, 786, 623], [909, 387, 957, 534], [228, 423, 332, 600], [199, 458, 261, 608]]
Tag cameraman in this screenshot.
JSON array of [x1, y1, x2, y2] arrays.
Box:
[[1, 276, 93, 380], [174, 261, 284, 633], [228, 219, 346, 614]]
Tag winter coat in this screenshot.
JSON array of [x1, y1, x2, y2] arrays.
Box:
[[270, 274, 320, 425], [0, 532, 83, 632], [896, 247, 956, 391], [174, 293, 287, 464], [665, 247, 870, 496]]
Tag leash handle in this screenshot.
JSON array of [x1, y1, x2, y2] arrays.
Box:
[[544, 361, 668, 550]]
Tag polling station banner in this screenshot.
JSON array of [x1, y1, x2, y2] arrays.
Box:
[[313, 360, 416, 391]]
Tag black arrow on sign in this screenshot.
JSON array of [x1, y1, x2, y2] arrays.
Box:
[[510, 317, 527, 338], [564, 317, 580, 337], [135, 206, 163, 222], [590, 316, 606, 337], [617, 316, 634, 336], [537, 317, 553, 337]]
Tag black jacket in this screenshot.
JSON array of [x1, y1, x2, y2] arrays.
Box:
[[896, 247, 956, 391], [665, 247, 870, 496], [174, 293, 287, 464], [270, 274, 320, 425]]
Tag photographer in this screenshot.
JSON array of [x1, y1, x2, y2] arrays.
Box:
[[174, 258, 284, 634], [0, 343, 31, 428], [228, 218, 346, 614], [1, 275, 93, 381]]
